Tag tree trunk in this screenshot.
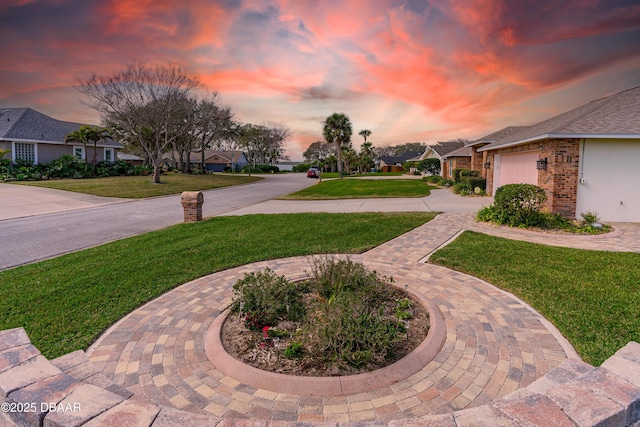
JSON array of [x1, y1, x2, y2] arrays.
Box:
[[336, 142, 343, 179], [176, 150, 184, 172], [92, 142, 98, 167], [200, 140, 206, 174], [152, 162, 162, 184]]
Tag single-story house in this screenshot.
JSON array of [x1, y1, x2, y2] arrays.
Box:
[[418, 141, 467, 175], [468, 86, 640, 222], [277, 161, 303, 171], [117, 152, 144, 165], [441, 145, 472, 179], [379, 151, 422, 172], [163, 150, 249, 172], [0, 108, 122, 164]]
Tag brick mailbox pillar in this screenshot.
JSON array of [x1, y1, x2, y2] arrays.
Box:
[[181, 191, 204, 223]]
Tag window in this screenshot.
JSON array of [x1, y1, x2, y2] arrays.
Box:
[[448, 160, 453, 177], [74, 146, 84, 160], [13, 142, 36, 163], [104, 148, 113, 163]]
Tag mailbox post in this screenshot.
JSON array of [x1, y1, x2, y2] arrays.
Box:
[[181, 191, 204, 223]]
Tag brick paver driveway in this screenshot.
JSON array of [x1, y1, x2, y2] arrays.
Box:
[[88, 212, 610, 423]]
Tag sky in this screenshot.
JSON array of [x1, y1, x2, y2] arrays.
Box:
[[1, 0, 640, 161]]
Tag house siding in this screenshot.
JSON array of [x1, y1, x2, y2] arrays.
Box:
[[485, 139, 580, 218], [37, 143, 64, 163]]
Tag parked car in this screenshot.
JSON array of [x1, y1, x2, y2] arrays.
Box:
[[307, 167, 321, 178]]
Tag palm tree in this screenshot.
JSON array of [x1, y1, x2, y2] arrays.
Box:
[[86, 126, 112, 167], [64, 126, 91, 162], [323, 113, 352, 179], [359, 129, 372, 144]]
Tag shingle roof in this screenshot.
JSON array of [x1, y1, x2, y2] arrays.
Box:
[[479, 86, 640, 151], [468, 126, 530, 146], [117, 152, 144, 161], [380, 151, 423, 164], [429, 141, 466, 156], [163, 150, 247, 163], [0, 108, 122, 147], [442, 145, 472, 158]]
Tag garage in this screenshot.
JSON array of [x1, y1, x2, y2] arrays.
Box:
[[576, 139, 640, 222], [493, 151, 539, 194]]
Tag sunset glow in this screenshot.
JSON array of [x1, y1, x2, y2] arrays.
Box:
[[1, 0, 639, 159]]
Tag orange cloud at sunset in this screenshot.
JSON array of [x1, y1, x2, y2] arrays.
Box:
[[0, 0, 639, 160]]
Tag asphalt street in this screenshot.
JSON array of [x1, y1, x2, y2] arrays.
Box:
[[0, 174, 315, 270]]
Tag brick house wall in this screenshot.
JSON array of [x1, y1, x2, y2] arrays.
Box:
[[470, 146, 483, 174], [484, 139, 580, 218], [442, 156, 471, 179], [470, 146, 491, 179], [539, 139, 580, 218]]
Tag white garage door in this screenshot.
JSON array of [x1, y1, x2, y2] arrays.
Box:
[[576, 140, 640, 222], [494, 151, 539, 194]]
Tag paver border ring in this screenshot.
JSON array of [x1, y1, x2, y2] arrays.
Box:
[[205, 285, 446, 396]]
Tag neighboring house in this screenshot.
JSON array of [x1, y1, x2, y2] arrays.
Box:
[[379, 151, 422, 172], [470, 86, 640, 222], [117, 152, 144, 166], [163, 150, 249, 172], [419, 141, 466, 175], [441, 145, 472, 179], [0, 108, 122, 164], [277, 161, 303, 171]]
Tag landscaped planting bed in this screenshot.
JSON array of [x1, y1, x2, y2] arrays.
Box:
[[222, 258, 429, 376]]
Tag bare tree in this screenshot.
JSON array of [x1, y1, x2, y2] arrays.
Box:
[[193, 95, 234, 172], [376, 145, 395, 158], [76, 64, 201, 183], [264, 122, 291, 165], [303, 141, 333, 166], [237, 122, 290, 169]]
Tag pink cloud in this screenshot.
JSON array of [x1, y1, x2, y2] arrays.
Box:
[[1, 0, 639, 159]]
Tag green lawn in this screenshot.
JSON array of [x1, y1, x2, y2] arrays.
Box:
[[280, 179, 433, 200], [11, 174, 262, 198], [429, 231, 640, 366], [319, 172, 404, 179], [0, 212, 435, 359]]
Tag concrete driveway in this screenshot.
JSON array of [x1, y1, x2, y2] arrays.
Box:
[[0, 183, 130, 220]]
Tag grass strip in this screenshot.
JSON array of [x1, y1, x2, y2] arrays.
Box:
[[11, 173, 262, 198], [0, 212, 434, 359], [318, 172, 404, 179], [279, 179, 433, 200], [429, 231, 640, 366]]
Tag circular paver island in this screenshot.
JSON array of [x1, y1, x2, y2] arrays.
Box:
[[87, 215, 576, 423]]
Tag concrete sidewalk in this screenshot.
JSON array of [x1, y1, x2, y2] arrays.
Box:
[[0, 176, 463, 222], [223, 189, 492, 215]]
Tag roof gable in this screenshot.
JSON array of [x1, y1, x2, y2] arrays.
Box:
[[430, 141, 466, 156], [442, 146, 472, 158]]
